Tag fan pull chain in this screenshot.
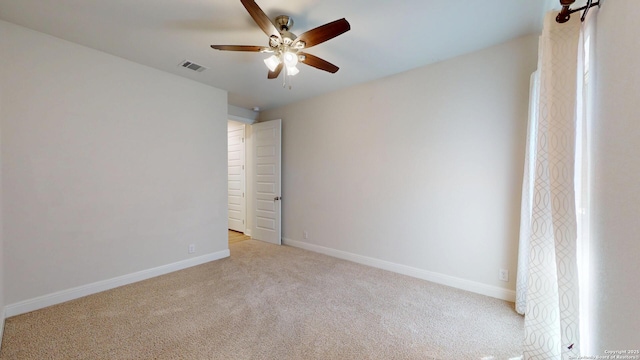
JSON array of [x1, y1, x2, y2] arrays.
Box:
[[282, 70, 293, 90]]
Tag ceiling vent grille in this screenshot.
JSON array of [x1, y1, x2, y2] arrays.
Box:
[[179, 60, 207, 72]]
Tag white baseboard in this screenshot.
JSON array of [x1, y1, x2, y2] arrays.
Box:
[[5, 250, 230, 318], [0, 306, 5, 350], [283, 238, 516, 302]]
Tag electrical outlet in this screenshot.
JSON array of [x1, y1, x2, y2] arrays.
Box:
[[303, 231, 309, 240], [188, 244, 196, 254], [499, 269, 509, 282]]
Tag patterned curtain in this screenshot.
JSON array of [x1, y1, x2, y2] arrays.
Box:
[[516, 12, 583, 359]]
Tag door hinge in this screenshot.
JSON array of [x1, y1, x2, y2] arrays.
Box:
[[243, 220, 245, 224], [242, 165, 244, 170], [242, 137, 245, 143], [242, 192, 245, 198]]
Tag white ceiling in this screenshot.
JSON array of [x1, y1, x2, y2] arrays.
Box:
[[0, 0, 558, 111]]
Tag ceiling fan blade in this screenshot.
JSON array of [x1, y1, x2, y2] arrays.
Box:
[[210, 45, 266, 52], [292, 18, 350, 49], [240, 0, 281, 40], [299, 53, 339, 73], [268, 63, 284, 79]]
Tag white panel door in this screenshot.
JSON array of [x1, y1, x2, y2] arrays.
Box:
[[228, 123, 245, 232], [252, 119, 281, 245]]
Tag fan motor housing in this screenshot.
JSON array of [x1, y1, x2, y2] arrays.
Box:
[[275, 15, 293, 31]]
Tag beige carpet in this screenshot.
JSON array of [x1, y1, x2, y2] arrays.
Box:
[[0, 240, 523, 359]]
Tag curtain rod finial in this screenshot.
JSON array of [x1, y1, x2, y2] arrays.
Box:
[[556, 0, 600, 24], [556, 6, 572, 23]]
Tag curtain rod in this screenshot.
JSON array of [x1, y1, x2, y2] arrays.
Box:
[[556, 0, 601, 23]]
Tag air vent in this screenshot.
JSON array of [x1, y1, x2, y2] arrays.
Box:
[[179, 60, 207, 73]]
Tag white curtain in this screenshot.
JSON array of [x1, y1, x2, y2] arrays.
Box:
[[516, 71, 539, 317], [516, 11, 587, 359], [575, 9, 597, 354]]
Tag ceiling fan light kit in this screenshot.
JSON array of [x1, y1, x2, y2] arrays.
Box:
[[263, 55, 280, 72], [210, 0, 350, 88]]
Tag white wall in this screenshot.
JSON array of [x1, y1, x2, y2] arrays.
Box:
[[0, 21, 229, 306], [590, 2, 640, 350], [259, 35, 538, 299]]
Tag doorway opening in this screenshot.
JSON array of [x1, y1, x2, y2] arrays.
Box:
[[227, 120, 247, 235], [226, 117, 282, 245], [228, 120, 249, 245]]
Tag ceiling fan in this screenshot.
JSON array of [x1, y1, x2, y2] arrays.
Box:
[[210, 0, 350, 80]]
